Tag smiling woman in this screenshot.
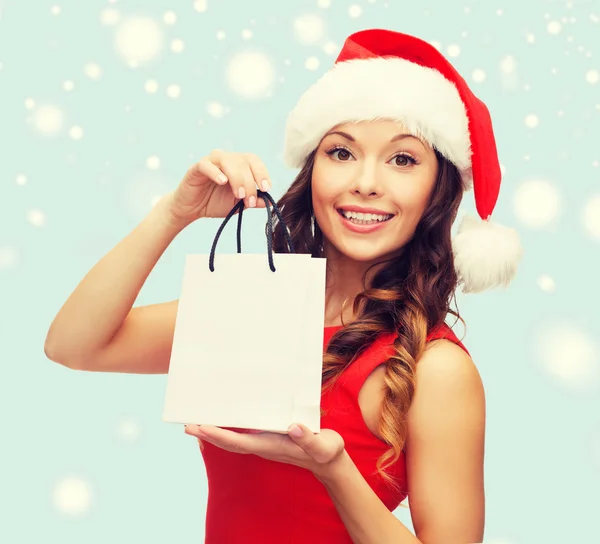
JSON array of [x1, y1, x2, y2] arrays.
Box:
[[45, 28, 522, 544]]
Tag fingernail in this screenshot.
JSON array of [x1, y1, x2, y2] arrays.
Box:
[[238, 187, 246, 199], [248, 196, 256, 208], [261, 179, 270, 191], [288, 424, 303, 438], [217, 174, 228, 184]]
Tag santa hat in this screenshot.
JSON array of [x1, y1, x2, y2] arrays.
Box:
[[283, 29, 522, 293]]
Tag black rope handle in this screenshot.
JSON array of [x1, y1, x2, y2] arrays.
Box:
[[208, 190, 294, 272], [260, 190, 294, 254]]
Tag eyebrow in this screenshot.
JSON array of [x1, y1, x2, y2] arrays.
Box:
[[323, 130, 425, 149]]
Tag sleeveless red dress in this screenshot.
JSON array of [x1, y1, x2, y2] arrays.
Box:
[[200, 323, 468, 543]]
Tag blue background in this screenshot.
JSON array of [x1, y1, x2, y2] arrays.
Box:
[[1, 0, 599, 543]]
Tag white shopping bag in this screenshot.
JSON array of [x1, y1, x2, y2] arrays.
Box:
[[162, 193, 327, 432]]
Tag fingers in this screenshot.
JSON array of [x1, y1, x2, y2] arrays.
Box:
[[243, 153, 271, 193], [209, 150, 270, 209], [287, 425, 344, 465], [194, 156, 229, 186]]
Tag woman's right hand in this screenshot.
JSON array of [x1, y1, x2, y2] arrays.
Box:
[[165, 149, 272, 226]]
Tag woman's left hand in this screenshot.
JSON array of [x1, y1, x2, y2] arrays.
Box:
[[184, 423, 345, 476]]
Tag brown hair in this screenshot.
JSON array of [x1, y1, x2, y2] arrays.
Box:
[[272, 146, 465, 490]]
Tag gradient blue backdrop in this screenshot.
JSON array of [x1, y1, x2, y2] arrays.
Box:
[[1, 0, 599, 543]]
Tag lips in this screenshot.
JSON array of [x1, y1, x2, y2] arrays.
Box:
[[337, 209, 393, 222], [337, 205, 395, 216], [336, 208, 394, 234]]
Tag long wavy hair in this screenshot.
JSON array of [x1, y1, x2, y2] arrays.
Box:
[[271, 145, 465, 489]]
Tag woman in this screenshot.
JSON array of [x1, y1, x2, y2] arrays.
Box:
[[45, 29, 522, 543]]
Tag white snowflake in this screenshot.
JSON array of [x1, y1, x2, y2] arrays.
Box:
[[27, 209, 47, 227], [171, 39, 185, 53], [537, 274, 556, 293], [84, 62, 102, 80], [115, 17, 163, 64], [585, 69, 599, 84], [53, 477, 93, 517], [226, 52, 275, 99], [547, 21, 562, 34], [472, 69, 486, 83], [513, 179, 561, 228], [33, 105, 64, 135], [163, 11, 177, 25], [323, 41, 337, 55], [583, 195, 600, 240], [146, 156, 160, 170], [500, 55, 517, 74], [305, 57, 320, 71], [446, 44, 460, 57], [349, 5, 363, 18], [207, 102, 226, 118], [294, 14, 325, 44], [0, 247, 18, 269], [145, 80, 158, 93], [524, 114, 539, 128], [166, 84, 181, 98], [69, 126, 84, 140], [534, 324, 598, 388], [194, 0, 208, 12], [100, 8, 120, 25], [117, 418, 142, 441]]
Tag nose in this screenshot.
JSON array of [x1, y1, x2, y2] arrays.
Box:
[[350, 161, 380, 197]]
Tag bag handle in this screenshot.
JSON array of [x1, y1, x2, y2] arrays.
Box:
[[209, 190, 295, 272]]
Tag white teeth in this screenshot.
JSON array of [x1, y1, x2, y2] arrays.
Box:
[[341, 209, 392, 222]]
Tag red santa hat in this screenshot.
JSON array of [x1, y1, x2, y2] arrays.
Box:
[[283, 29, 523, 293]]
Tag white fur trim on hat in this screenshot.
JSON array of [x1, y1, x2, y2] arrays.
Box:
[[452, 214, 523, 293], [284, 57, 473, 190]]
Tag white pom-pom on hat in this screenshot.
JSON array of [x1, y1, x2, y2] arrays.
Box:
[[452, 214, 523, 293]]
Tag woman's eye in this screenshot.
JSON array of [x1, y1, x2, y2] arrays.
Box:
[[327, 147, 353, 161], [393, 154, 417, 167]]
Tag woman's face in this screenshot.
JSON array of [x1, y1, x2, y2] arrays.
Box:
[[311, 119, 439, 263]]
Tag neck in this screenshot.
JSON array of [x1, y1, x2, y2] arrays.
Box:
[[323, 242, 389, 327]]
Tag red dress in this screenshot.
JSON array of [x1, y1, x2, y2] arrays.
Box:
[[200, 323, 469, 543]]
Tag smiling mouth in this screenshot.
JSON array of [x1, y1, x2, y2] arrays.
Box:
[[337, 208, 394, 225]]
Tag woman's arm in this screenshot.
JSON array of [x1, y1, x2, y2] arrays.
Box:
[[317, 450, 420, 543], [316, 339, 486, 544], [44, 195, 184, 371]]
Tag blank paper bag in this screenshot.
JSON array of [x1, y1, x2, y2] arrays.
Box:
[[162, 191, 327, 433]]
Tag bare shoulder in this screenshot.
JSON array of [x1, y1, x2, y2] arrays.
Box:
[[407, 338, 485, 436], [358, 338, 482, 440], [416, 338, 482, 391], [82, 299, 179, 374], [405, 339, 486, 542]]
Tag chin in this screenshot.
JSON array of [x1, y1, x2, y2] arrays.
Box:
[[327, 238, 403, 264]]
